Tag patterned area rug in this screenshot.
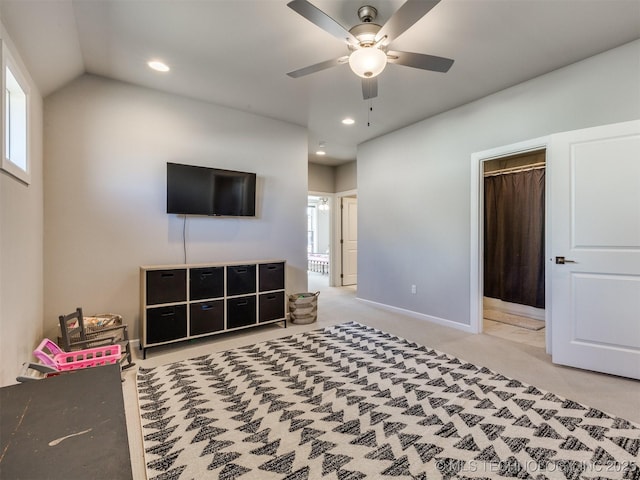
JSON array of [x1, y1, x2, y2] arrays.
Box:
[[137, 322, 639, 480]]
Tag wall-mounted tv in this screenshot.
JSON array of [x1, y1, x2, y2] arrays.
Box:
[[167, 162, 256, 216]]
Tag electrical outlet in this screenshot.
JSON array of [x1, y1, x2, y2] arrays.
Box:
[[411, 284, 417, 294]]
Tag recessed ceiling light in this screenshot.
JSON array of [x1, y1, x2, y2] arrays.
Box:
[[316, 151, 326, 156], [147, 60, 170, 72], [342, 118, 355, 125]]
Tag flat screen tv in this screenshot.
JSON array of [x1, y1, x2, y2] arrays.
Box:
[[167, 162, 256, 216]]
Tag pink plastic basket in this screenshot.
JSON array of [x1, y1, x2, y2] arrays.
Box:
[[54, 344, 121, 371]]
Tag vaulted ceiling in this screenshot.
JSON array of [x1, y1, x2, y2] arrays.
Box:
[[2, 0, 639, 165]]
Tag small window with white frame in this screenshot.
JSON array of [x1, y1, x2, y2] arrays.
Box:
[[2, 40, 30, 184]]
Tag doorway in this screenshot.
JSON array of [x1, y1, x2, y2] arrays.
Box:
[[471, 122, 639, 377], [469, 135, 551, 351], [307, 192, 358, 291], [307, 195, 331, 291], [482, 151, 546, 348]]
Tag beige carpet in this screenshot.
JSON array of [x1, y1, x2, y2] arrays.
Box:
[[484, 309, 544, 331]]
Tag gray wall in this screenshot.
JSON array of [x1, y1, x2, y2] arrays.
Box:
[[309, 160, 357, 193], [44, 75, 308, 341], [336, 161, 357, 193], [0, 24, 44, 386], [308, 162, 335, 193], [357, 40, 640, 327]]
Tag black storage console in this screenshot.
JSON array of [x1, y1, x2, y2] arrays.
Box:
[[140, 260, 286, 358]]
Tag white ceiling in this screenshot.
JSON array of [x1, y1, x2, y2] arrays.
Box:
[[2, 0, 639, 166]]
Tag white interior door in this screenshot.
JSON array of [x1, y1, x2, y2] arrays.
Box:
[[341, 197, 358, 286], [549, 120, 640, 379]]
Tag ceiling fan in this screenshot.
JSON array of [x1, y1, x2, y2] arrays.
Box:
[[286, 0, 454, 100]]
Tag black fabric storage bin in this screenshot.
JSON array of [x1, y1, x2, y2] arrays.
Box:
[[259, 262, 285, 292], [190, 267, 224, 301], [259, 291, 285, 322], [190, 300, 224, 336], [227, 295, 256, 329], [146, 269, 187, 305], [146, 305, 187, 344], [227, 265, 256, 296]]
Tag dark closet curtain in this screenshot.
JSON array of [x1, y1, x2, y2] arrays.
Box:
[[484, 169, 545, 308]]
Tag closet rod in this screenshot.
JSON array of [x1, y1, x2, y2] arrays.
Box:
[[484, 162, 546, 177]]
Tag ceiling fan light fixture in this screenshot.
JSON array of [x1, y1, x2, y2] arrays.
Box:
[[348, 47, 387, 78]]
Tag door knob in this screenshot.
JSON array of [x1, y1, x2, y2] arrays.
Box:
[[555, 256, 577, 264]]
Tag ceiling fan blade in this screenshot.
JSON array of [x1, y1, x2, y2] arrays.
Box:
[[287, 56, 349, 78], [287, 0, 358, 45], [376, 0, 441, 44], [362, 78, 378, 100], [387, 51, 454, 73]]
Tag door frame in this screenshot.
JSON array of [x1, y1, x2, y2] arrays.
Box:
[[469, 136, 551, 352], [333, 189, 357, 287]]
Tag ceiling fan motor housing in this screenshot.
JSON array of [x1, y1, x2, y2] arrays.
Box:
[[357, 5, 378, 23], [349, 23, 383, 49]]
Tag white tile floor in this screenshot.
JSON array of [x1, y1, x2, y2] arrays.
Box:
[[122, 275, 640, 479]]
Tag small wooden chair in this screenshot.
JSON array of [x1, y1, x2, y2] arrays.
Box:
[[59, 307, 135, 370]]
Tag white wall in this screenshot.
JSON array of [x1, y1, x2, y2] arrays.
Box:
[[44, 75, 308, 340], [358, 40, 640, 327], [316, 207, 331, 254], [0, 25, 44, 386]]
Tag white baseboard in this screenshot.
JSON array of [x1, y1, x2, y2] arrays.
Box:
[[356, 298, 476, 334], [483, 297, 545, 321]]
